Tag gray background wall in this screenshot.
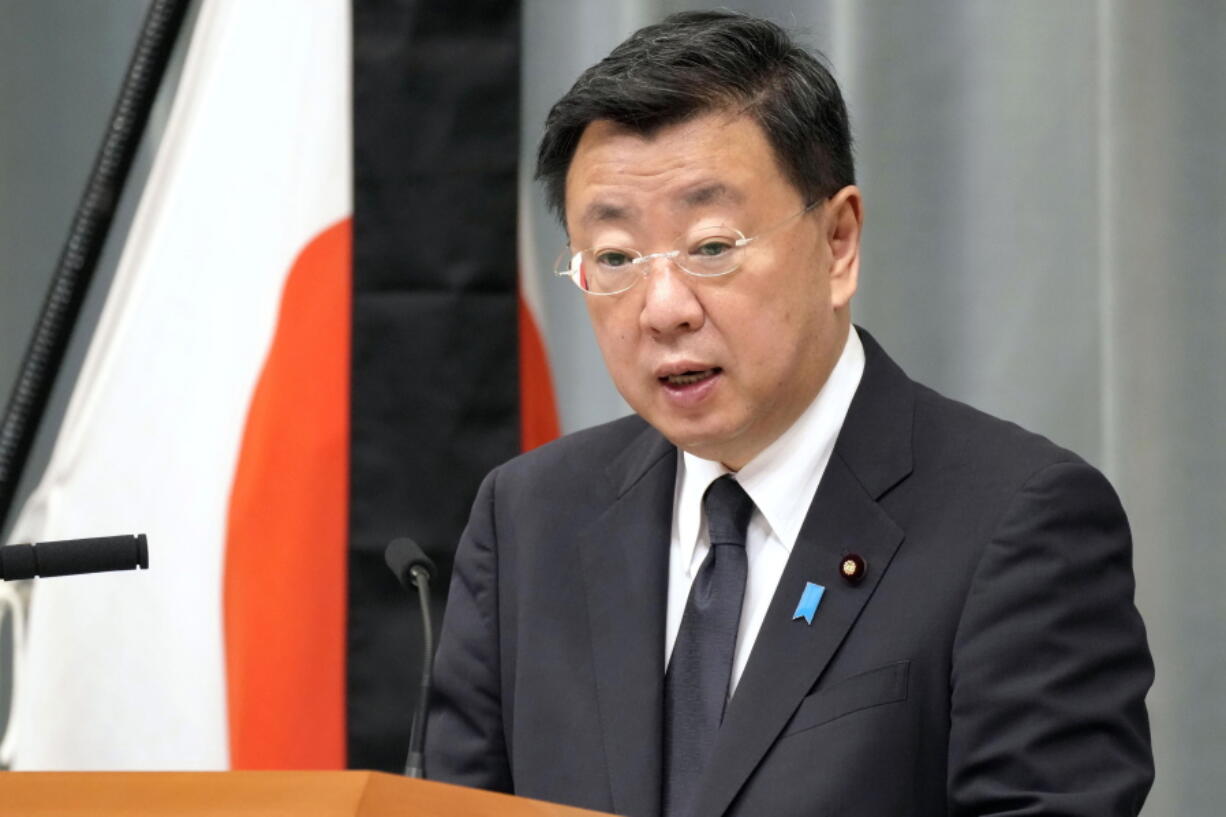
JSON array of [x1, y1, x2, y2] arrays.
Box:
[[2, 1, 1223, 811]]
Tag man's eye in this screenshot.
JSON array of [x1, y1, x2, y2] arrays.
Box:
[[595, 250, 634, 267], [692, 240, 733, 257]]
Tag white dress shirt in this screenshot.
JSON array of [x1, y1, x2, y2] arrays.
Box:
[[665, 326, 865, 694]]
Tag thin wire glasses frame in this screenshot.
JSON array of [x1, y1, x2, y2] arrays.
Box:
[[554, 200, 820, 296]]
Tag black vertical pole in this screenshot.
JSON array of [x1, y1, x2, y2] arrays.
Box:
[[0, 0, 192, 533]]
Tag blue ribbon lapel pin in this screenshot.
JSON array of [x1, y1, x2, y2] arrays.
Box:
[[792, 581, 825, 625]]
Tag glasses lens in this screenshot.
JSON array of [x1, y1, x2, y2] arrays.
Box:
[[575, 247, 640, 294], [557, 224, 749, 294], [676, 225, 744, 277]]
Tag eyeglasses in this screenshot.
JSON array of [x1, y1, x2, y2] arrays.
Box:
[[554, 201, 819, 296]]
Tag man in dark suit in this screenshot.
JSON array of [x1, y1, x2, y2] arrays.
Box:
[[426, 11, 1153, 817]]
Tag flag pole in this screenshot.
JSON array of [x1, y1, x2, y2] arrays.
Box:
[[0, 0, 192, 535]]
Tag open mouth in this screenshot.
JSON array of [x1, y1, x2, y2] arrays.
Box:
[[662, 368, 720, 386]]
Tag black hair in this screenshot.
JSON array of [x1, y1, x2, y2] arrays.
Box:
[[535, 10, 855, 221]]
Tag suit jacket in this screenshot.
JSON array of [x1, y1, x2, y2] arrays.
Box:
[[426, 330, 1153, 817]]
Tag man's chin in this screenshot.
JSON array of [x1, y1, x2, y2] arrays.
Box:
[[656, 422, 749, 469]]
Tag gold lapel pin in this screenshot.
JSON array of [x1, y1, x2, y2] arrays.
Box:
[[840, 553, 866, 585]]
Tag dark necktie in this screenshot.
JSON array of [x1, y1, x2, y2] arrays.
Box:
[[663, 474, 755, 817]]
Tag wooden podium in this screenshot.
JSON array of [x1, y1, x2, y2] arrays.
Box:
[[0, 771, 616, 816]]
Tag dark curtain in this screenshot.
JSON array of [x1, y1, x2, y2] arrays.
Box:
[[350, 0, 521, 771]]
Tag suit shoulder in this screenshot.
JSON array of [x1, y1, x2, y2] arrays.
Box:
[[851, 329, 1103, 498], [491, 413, 656, 489], [471, 415, 668, 551], [910, 381, 1093, 488]]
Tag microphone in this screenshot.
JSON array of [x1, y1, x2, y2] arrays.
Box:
[[1, 534, 149, 581], [384, 536, 437, 779]]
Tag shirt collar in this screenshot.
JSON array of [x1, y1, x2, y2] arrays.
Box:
[[674, 325, 866, 569]]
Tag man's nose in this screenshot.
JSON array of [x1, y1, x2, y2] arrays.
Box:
[[639, 255, 705, 337]]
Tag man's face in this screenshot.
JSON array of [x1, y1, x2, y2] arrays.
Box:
[[564, 111, 862, 469]]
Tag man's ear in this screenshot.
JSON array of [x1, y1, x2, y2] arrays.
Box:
[[825, 185, 863, 309]]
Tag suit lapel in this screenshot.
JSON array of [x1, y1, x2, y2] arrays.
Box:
[[689, 329, 915, 817], [578, 424, 675, 817], [689, 455, 904, 817]]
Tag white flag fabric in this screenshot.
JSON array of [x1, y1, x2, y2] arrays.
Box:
[[6, 0, 351, 769]]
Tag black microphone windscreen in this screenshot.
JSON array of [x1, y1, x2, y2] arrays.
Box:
[[385, 536, 436, 589], [1, 534, 148, 580]]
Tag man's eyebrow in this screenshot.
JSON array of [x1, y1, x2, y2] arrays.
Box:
[[576, 184, 741, 226], [580, 201, 635, 226], [679, 183, 743, 208]]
